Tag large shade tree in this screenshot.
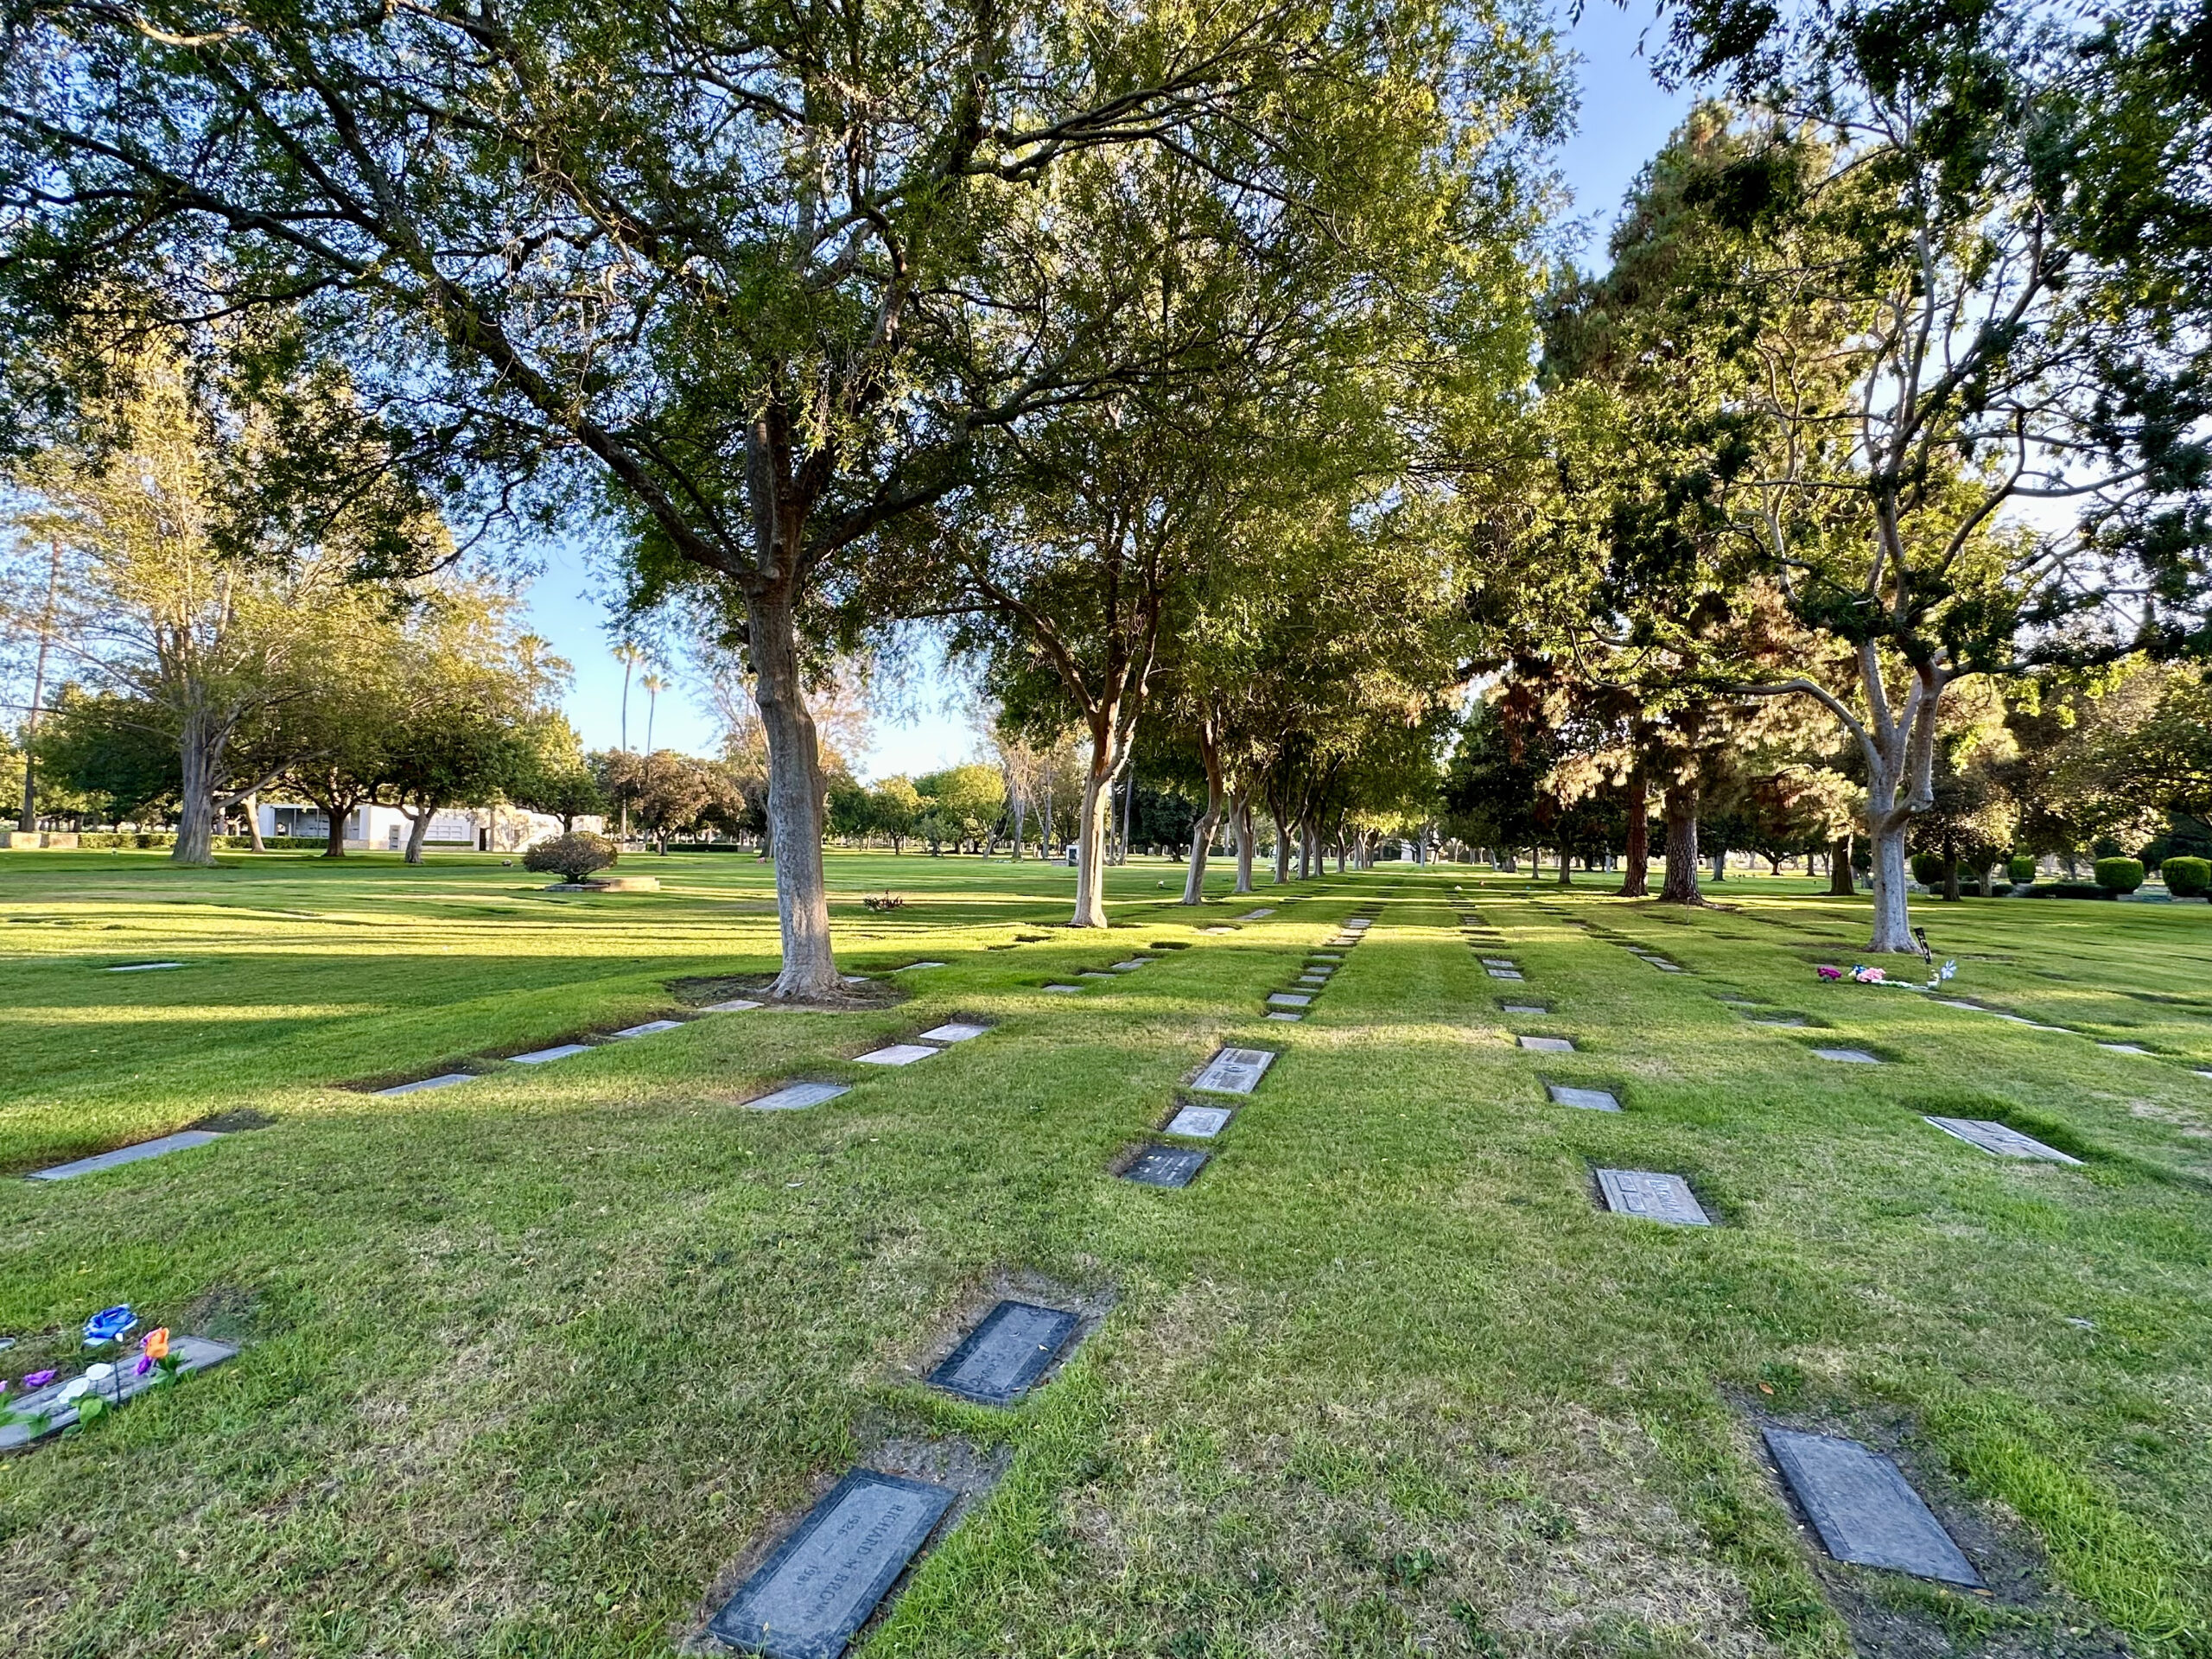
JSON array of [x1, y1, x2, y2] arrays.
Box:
[[0, 0, 1501, 993]]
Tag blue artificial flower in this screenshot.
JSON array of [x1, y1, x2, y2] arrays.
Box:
[[82, 1305, 137, 1345]]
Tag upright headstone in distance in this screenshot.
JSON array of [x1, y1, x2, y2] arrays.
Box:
[[927, 1300, 1082, 1405], [707, 1469, 958, 1658], [1763, 1428, 1980, 1586], [1595, 1168, 1710, 1225]]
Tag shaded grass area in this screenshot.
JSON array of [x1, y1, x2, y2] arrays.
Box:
[[0, 854, 2208, 1656]]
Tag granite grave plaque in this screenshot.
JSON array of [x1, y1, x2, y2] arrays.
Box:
[[1193, 1047, 1277, 1094], [1812, 1047, 1880, 1064], [1481, 957, 1515, 968], [2098, 1042, 2150, 1055], [1311, 952, 1344, 961], [1548, 1084, 1620, 1111], [1501, 1003, 1548, 1014], [612, 1020, 684, 1039], [1266, 991, 1313, 1007], [856, 1044, 940, 1066], [1763, 1428, 1980, 1586], [707, 1468, 957, 1658], [1487, 969, 1524, 981], [28, 1129, 226, 1182], [0, 1334, 239, 1449], [1518, 1035, 1574, 1052], [1240, 908, 1276, 919], [746, 1082, 851, 1111], [703, 999, 765, 1014], [375, 1072, 479, 1096], [897, 962, 948, 971], [1043, 983, 1083, 994], [1923, 1116, 2082, 1164], [917, 1023, 989, 1044], [511, 1044, 592, 1065], [1078, 970, 1117, 979], [1122, 1145, 1209, 1186], [1595, 1168, 1709, 1225], [1166, 1103, 1234, 1138], [1265, 1011, 1303, 1022], [1109, 959, 1151, 971], [105, 961, 184, 972], [927, 1300, 1081, 1405]]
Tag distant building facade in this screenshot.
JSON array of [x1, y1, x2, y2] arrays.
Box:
[[256, 801, 601, 852]]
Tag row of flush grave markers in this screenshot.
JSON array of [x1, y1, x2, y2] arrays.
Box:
[[709, 911, 1375, 1654], [34, 910, 1307, 1180], [1464, 906, 2089, 1175], [1457, 902, 2003, 1596], [1549, 897, 2212, 1080]]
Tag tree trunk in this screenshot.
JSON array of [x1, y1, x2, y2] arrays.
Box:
[[1272, 816, 1291, 884], [1071, 748, 1115, 927], [1658, 782, 1701, 905], [1557, 844, 1572, 886], [1011, 790, 1026, 861], [1867, 819, 1912, 948], [743, 580, 842, 996], [1232, 794, 1255, 893], [173, 710, 221, 867], [1619, 770, 1649, 896], [1942, 831, 1961, 902], [1828, 836, 1855, 895], [404, 804, 433, 864], [1709, 843, 1726, 881], [245, 793, 266, 853], [1181, 727, 1225, 905]]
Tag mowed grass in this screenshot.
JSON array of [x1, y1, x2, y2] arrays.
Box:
[[1, 850, 2209, 1658]]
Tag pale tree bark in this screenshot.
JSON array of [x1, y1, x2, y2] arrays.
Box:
[[402, 803, 435, 863], [1071, 748, 1117, 927], [1181, 721, 1225, 904], [1272, 813, 1292, 883], [174, 707, 222, 866], [1619, 766, 1649, 896], [1658, 781, 1702, 905], [245, 793, 265, 853], [742, 576, 842, 995]]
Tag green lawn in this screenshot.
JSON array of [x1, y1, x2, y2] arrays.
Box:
[[1, 850, 2208, 1658]]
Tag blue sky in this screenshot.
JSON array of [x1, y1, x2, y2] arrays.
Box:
[[522, 1, 1692, 781]]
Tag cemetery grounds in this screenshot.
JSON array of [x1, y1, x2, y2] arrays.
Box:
[[0, 849, 2208, 1658]]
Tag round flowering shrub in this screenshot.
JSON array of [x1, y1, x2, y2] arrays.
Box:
[[524, 832, 619, 884]]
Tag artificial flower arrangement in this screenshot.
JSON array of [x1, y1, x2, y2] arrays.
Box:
[[1816, 959, 1957, 989], [0, 1304, 187, 1442]]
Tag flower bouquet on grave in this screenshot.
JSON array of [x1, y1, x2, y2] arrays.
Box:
[[862, 892, 906, 912]]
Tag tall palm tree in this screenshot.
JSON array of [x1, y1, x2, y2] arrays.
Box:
[[613, 641, 643, 840], [642, 673, 664, 753]]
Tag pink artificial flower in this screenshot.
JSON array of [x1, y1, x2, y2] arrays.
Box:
[[24, 1370, 55, 1388], [1816, 965, 1843, 981]]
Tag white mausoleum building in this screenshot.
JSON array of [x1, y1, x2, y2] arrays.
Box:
[[255, 801, 600, 852]]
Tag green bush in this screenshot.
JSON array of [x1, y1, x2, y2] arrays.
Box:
[[524, 831, 618, 883], [2006, 855, 2037, 882], [2094, 857, 2145, 894], [1910, 853, 1950, 887], [2162, 855, 2211, 899]]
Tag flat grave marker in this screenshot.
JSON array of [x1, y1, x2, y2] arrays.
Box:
[[28, 1129, 226, 1182], [511, 1043, 592, 1065], [1548, 1084, 1621, 1112], [1750, 1016, 1808, 1027], [856, 1044, 941, 1066], [1487, 969, 1524, 981], [1311, 952, 1344, 961], [1121, 1144, 1209, 1187], [612, 1020, 684, 1039], [1109, 959, 1152, 971], [1265, 1011, 1303, 1022], [1812, 1047, 1881, 1064], [1201, 925, 1237, 935], [1763, 1428, 1980, 1586], [1480, 957, 1515, 969], [1078, 970, 1117, 980], [105, 961, 184, 972], [1043, 983, 1083, 994], [1267, 991, 1313, 1007], [1595, 1168, 1710, 1226], [375, 1071, 480, 1096], [1166, 1103, 1234, 1138], [0, 1335, 239, 1448], [1240, 908, 1276, 919], [896, 962, 948, 972], [917, 1023, 990, 1044], [1192, 1047, 1278, 1095], [707, 1469, 957, 1659], [1923, 1116, 2082, 1165], [1501, 1003, 1548, 1015], [702, 999, 765, 1014], [1517, 1035, 1574, 1053], [927, 1300, 1082, 1406], [745, 1082, 852, 1112], [2098, 1041, 2151, 1055]]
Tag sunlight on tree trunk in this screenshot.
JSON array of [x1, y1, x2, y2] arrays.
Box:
[[1658, 782, 1702, 905], [745, 583, 842, 997]]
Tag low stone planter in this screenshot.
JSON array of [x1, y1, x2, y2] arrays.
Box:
[[544, 874, 660, 892]]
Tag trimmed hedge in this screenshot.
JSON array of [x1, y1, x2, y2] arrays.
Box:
[[2162, 855, 2211, 899], [524, 831, 619, 883], [1910, 853, 1950, 887], [2094, 857, 2145, 894], [2007, 855, 2037, 882]]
